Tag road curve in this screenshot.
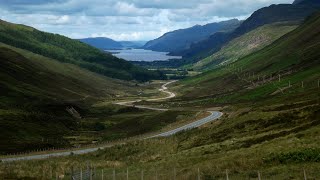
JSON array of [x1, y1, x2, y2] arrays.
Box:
[[148, 111, 223, 138], [114, 80, 177, 111], [1, 81, 222, 162]]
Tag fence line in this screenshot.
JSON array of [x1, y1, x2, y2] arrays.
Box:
[[63, 165, 317, 180]]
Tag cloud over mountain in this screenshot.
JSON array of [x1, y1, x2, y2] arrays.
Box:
[[0, 0, 293, 40]]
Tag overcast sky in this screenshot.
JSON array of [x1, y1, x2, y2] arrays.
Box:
[[0, 0, 294, 41]]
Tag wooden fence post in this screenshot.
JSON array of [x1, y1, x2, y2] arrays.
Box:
[[102, 169, 104, 180], [226, 169, 229, 180], [258, 171, 261, 180], [141, 170, 144, 180], [90, 167, 92, 180], [113, 169, 116, 180], [127, 168, 129, 180], [155, 169, 158, 180], [303, 168, 307, 180], [70, 166, 74, 180], [198, 168, 200, 180], [278, 74, 281, 82]]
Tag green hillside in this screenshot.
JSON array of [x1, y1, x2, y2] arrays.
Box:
[[0, 20, 164, 81], [0, 43, 190, 155], [176, 12, 320, 103], [192, 22, 297, 70], [0, 43, 141, 154], [3, 12, 320, 179], [174, 1, 320, 67]]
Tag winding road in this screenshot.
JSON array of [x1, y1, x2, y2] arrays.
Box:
[[114, 80, 177, 111], [148, 111, 222, 138], [1, 81, 222, 162]]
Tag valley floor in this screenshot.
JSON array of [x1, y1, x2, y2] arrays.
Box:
[[0, 81, 222, 162], [0, 79, 319, 179]]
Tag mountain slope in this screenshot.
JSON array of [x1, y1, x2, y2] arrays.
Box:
[[119, 41, 146, 48], [0, 43, 142, 154], [143, 19, 241, 53], [79, 38, 146, 49], [293, 0, 320, 5], [0, 19, 164, 81], [175, 11, 320, 103], [192, 22, 297, 70], [79, 37, 123, 50], [177, 1, 320, 64]]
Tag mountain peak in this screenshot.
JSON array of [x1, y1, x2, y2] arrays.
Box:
[[293, 0, 320, 5], [143, 19, 241, 53]]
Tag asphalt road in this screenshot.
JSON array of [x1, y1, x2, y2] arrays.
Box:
[[1, 81, 222, 162], [114, 80, 177, 111], [147, 111, 223, 138]]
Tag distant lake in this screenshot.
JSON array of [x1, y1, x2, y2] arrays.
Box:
[[105, 49, 182, 62]]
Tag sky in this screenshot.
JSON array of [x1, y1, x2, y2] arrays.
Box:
[[0, 0, 294, 41]]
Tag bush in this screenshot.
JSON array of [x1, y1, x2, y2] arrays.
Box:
[[264, 148, 320, 164]]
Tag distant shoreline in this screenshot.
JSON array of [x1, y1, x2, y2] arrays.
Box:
[[105, 49, 182, 62]]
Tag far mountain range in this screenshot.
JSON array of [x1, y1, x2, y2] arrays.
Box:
[[78, 37, 146, 50], [79, 19, 242, 52]]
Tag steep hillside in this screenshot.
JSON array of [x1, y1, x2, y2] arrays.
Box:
[[175, 11, 320, 103], [143, 19, 241, 53], [192, 22, 297, 70], [79, 37, 123, 50], [0, 20, 164, 81], [0, 43, 140, 154], [176, 0, 320, 64], [293, 0, 320, 5]]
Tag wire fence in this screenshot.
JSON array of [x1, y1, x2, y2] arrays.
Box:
[[224, 64, 320, 92], [61, 166, 318, 180]]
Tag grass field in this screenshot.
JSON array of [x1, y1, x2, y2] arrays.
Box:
[[1, 102, 318, 179]]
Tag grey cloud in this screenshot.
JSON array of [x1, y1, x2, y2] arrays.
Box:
[[0, 0, 295, 40]]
